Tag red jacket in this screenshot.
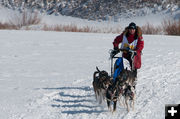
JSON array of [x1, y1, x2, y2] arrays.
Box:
[[113, 32, 144, 69], [113, 33, 144, 53]]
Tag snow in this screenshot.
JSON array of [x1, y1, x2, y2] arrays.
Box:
[[0, 4, 180, 119], [0, 30, 180, 119]]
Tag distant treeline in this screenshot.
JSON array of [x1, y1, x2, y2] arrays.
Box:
[[0, 0, 179, 21], [0, 11, 180, 36]]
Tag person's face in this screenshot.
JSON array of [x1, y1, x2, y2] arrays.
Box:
[[129, 28, 136, 34]]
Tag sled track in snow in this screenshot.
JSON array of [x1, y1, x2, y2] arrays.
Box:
[[32, 85, 134, 118], [29, 49, 180, 119], [44, 87, 102, 114]]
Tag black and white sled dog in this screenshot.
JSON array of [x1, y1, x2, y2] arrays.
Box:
[[106, 68, 136, 112], [93, 67, 111, 104], [119, 68, 136, 112], [106, 83, 122, 112]]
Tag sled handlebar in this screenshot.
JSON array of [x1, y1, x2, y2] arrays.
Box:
[[109, 48, 137, 77], [117, 48, 136, 53], [110, 48, 136, 59]]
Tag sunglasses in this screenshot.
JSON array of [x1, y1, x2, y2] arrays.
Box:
[[128, 26, 136, 29], [129, 28, 136, 30]]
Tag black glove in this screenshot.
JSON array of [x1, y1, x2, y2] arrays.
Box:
[[129, 49, 137, 56], [114, 47, 119, 51], [134, 51, 137, 56], [111, 47, 119, 58]]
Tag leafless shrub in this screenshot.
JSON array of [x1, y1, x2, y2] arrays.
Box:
[[62, 24, 94, 32], [42, 24, 99, 33], [112, 28, 122, 34], [8, 11, 41, 29], [162, 19, 180, 35], [141, 22, 162, 35], [41, 24, 122, 33], [0, 22, 17, 29]]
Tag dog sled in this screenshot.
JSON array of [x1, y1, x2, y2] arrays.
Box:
[[93, 48, 137, 112]]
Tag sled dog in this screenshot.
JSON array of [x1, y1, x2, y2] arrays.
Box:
[[93, 67, 111, 104]]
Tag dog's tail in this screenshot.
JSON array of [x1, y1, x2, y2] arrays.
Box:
[[93, 66, 100, 81]]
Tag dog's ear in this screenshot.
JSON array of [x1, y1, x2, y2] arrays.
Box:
[[96, 66, 100, 73], [103, 71, 109, 77]]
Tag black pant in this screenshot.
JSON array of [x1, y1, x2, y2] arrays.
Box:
[[124, 53, 137, 77]]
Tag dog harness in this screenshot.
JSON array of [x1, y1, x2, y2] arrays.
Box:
[[120, 35, 138, 50]]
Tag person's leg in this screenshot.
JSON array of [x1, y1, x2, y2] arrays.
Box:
[[124, 54, 132, 70], [133, 69, 137, 78]]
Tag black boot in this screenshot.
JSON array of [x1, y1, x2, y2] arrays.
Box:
[[133, 69, 137, 78]]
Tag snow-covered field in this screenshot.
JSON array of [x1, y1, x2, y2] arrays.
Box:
[[0, 30, 180, 119]]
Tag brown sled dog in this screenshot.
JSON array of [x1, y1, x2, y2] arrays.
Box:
[[93, 67, 111, 104]]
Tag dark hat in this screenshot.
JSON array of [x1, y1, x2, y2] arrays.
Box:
[[128, 22, 136, 29]]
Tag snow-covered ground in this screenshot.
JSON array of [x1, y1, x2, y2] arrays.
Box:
[[0, 30, 180, 119]]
